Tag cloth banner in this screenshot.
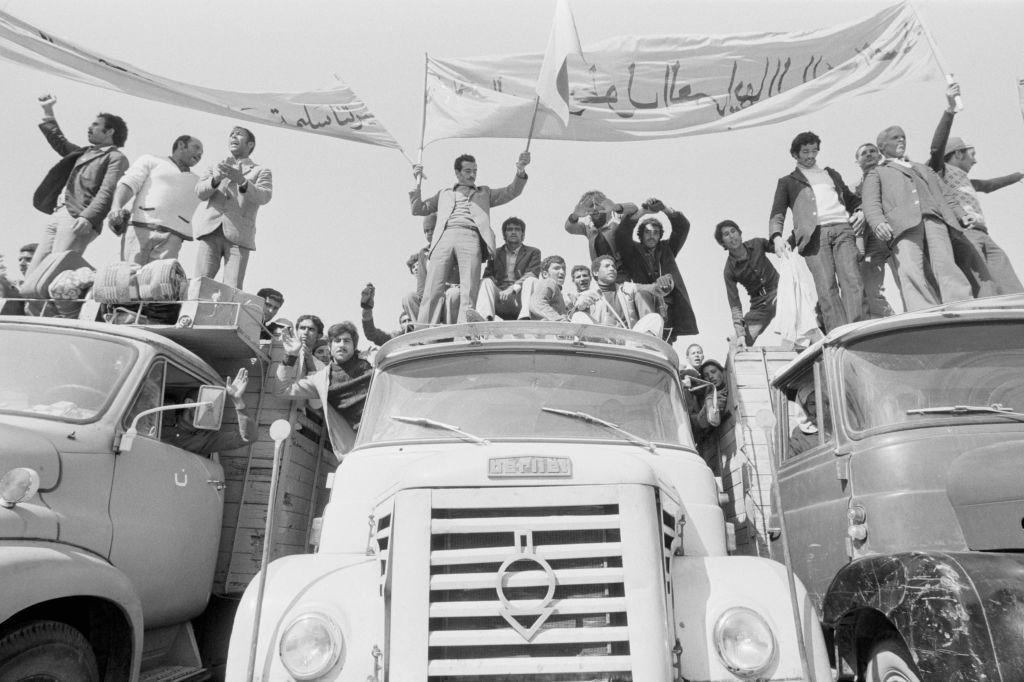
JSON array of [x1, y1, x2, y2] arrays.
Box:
[[0, 9, 402, 150], [424, 2, 936, 144]]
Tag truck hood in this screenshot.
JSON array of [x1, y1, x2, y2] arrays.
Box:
[[0, 423, 61, 490], [947, 439, 1024, 551]]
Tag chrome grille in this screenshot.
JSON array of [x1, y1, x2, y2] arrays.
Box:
[[426, 486, 635, 681]]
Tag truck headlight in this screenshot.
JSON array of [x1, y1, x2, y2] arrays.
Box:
[[713, 607, 776, 677], [0, 468, 40, 508], [279, 612, 345, 680]]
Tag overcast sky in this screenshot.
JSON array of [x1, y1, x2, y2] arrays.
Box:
[[2, 0, 1022, 362]]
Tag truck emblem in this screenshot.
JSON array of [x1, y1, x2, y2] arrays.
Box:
[[488, 457, 572, 478], [496, 530, 557, 642]]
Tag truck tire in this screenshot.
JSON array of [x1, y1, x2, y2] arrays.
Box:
[[864, 637, 921, 682], [0, 620, 100, 682]]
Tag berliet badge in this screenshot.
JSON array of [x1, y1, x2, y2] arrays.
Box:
[[496, 530, 557, 641], [488, 456, 572, 478]]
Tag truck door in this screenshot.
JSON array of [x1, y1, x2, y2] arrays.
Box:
[[775, 357, 852, 608], [108, 360, 225, 627]]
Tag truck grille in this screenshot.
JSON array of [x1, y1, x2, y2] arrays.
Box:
[[425, 486, 639, 681]]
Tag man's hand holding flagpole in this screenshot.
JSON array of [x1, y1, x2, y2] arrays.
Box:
[[527, 0, 584, 151]]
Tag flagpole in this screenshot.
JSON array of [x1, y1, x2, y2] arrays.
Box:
[[417, 52, 429, 188], [525, 96, 541, 152], [910, 1, 961, 111]]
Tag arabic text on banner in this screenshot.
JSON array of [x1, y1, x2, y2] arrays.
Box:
[[0, 9, 402, 150], [424, 2, 936, 144]]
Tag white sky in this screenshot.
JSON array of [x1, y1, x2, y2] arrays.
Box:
[[1, 0, 1022, 363]]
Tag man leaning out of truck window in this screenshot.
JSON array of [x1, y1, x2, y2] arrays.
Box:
[[166, 368, 256, 456]]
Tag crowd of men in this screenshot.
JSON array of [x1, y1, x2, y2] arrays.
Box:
[[3, 83, 1023, 444]]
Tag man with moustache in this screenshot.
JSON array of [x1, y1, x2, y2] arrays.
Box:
[[192, 126, 273, 288], [530, 255, 571, 321]]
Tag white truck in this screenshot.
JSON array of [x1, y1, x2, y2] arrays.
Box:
[[227, 321, 831, 681]]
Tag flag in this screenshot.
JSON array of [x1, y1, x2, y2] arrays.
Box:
[[536, 0, 584, 126], [424, 2, 937, 144], [0, 9, 403, 150]]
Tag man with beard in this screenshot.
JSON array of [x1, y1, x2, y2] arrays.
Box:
[[615, 198, 697, 343], [276, 321, 373, 458]]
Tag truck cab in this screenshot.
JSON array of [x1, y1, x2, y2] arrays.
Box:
[[0, 317, 228, 680], [227, 321, 831, 681], [770, 294, 1024, 681]]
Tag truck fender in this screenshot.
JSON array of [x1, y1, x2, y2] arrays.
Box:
[[822, 551, 1015, 680], [672, 555, 832, 681], [0, 541, 143, 679], [226, 554, 381, 682]]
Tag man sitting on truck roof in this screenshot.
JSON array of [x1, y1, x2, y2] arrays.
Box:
[[166, 368, 256, 456], [570, 255, 664, 337], [276, 322, 373, 458]]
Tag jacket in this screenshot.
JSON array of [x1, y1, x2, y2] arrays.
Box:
[[768, 167, 860, 253], [33, 119, 129, 230], [410, 173, 528, 260], [615, 208, 698, 339], [483, 243, 542, 286], [192, 159, 273, 250], [862, 160, 965, 239]]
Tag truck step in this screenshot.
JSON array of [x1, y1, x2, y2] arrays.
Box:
[[140, 666, 210, 682]]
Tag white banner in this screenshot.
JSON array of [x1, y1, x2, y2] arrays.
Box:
[[0, 9, 403, 150], [424, 2, 936, 144]]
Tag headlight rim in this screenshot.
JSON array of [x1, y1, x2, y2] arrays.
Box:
[[278, 610, 345, 680], [712, 605, 777, 678]]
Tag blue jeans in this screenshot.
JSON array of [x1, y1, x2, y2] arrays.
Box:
[[801, 223, 863, 332]]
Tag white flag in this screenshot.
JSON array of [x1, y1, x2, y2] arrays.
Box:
[[536, 0, 584, 126], [0, 9, 403, 150], [424, 2, 937, 144]]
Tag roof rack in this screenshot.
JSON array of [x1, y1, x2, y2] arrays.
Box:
[[375, 320, 678, 368]]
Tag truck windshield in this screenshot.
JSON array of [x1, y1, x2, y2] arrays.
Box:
[[0, 327, 136, 423], [358, 351, 692, 448], [841, 321, 1024, 433]]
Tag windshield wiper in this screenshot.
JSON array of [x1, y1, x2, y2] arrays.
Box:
[[906, 404, 1024, 423], [541, 407, 658, 454], [390, 416, 490, 445]]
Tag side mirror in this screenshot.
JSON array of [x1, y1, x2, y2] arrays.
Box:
[[193, 385, 226, 431]]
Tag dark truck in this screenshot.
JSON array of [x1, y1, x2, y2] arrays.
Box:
[[767, 294, 1024, 681]]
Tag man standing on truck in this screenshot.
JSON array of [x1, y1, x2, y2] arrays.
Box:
[[107, 134, 204, 265], [716, 219, 779, 348], [166, 368, 256, 455], [410, 150, 531, 324], [27, 94, 129, 274], [928, 83, 1024, 296], [276, 321, 373, 458], [192, 126, 273, 289]]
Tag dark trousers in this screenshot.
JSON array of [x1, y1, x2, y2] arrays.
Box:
[[801, 223, 863, 332]]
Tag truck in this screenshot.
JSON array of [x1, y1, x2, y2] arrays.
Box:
[[225, 320, 832, 681], [703, 294, 1024, 681], [0, 288, 337, 681]]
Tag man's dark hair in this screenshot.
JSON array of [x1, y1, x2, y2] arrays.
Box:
[[97, 112, 128, 147], [714, 219, 741, 246], [172, 135, 195, 153], [20, 243, 38, 253], [635, 216, 664, 243], [502, 216, 525, 238], [540, 255, 565, 273], [699, 359, 726, 378], [790, 131, 821, 156], [232, 126, 256, 152], [570, 264, 590, 279], [327, 321, 359, 349], [591, 255, 615, 274], [257, 287, 284, 304], [296, 314, 324, 337], [454, 154, 476, 172]]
